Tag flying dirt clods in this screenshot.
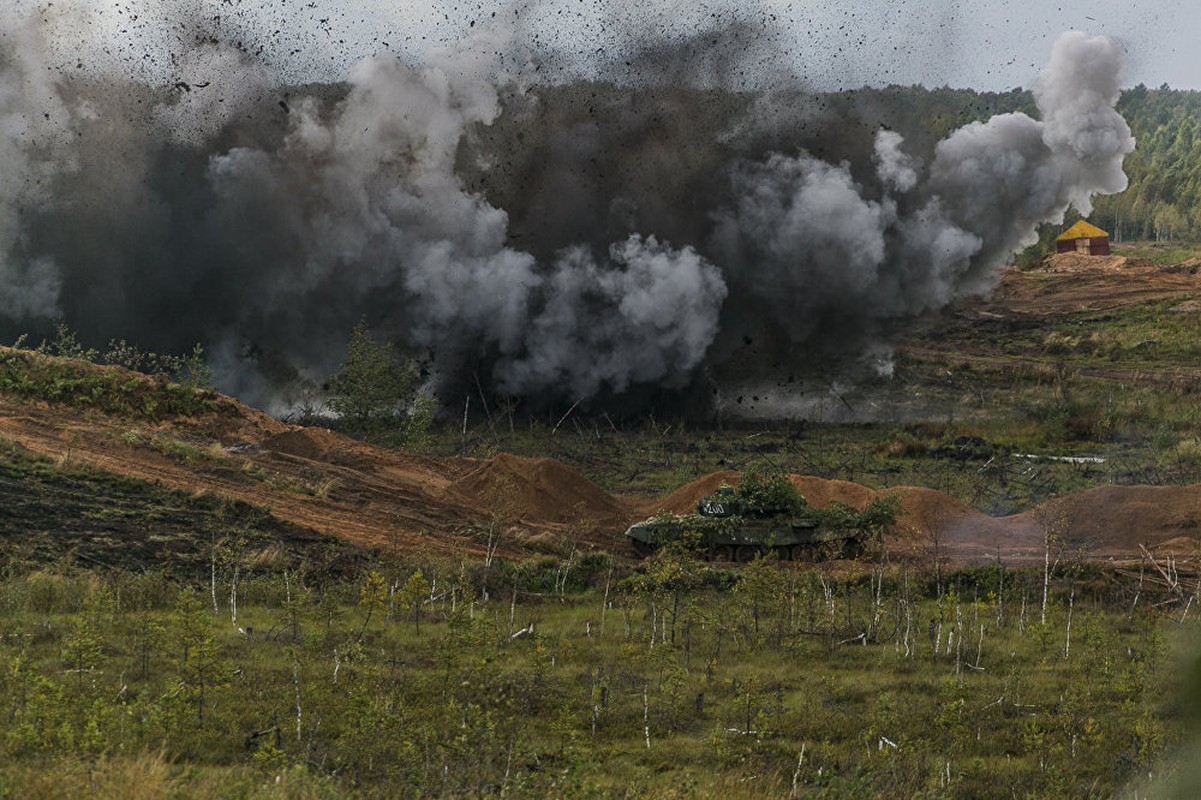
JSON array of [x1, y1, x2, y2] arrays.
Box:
[[0, 5, 1132, 414]]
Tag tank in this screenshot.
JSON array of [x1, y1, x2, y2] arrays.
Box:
[[626, 475, 888, 562]]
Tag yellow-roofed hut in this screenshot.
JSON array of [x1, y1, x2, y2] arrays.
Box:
[[1056, 220, 1111, 255]]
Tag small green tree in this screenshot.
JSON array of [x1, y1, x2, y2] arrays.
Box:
[[327, 320, 435, 448], [355, 570, 388, 643], [41, 320, 99, 362], [61, 618, 105, 694], [734, 554, 787, 640], [644, 545, 702, 645], [169, 588, 228, 724], [398, 569, 432, 635]]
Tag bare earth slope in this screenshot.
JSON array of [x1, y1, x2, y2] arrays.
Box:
[[0, 394, 630, 561], [2, 344, 1199, 566], [898, 254, 1201, 392], [979, 254, 1200, 316]]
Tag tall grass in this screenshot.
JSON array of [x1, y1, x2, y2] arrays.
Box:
[[0, 559, 1189, 798]]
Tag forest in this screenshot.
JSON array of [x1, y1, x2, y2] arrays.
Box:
[[817, 82, 1201, 245]]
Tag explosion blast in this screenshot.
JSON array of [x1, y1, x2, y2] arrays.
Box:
[[0, 6, 1133, 417]]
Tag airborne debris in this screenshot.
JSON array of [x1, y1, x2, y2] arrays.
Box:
[[0, 10, 1133, 418]]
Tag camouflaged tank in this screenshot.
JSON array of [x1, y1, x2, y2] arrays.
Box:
[[626, 480, 876, 562]]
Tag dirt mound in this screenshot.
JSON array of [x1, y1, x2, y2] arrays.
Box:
[[791, 476, 878, 509], [980, 260, 1198, 317], [448, 453, 628, 526], [886, 486, 985, 535], [652, 470, 741, 514], [1043, 253, 1134, 273], [264, 427, 387, 472], [188, 394, 292, 443], [267, 428, 350, 460], [889, 483, 1201, 565], [1019, 484, 1201, 558]]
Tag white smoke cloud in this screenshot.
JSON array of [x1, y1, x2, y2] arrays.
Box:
[[499, 235, 727, 397], [0, 16, 72, 320], [717, 31, 1132, 346], [874, 129, 920, 193], [1036, 31, 1134, 184], [928, 31, 1134, 268]]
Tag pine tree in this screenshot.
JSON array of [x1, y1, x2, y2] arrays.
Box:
[[327, 320, 434, 448]]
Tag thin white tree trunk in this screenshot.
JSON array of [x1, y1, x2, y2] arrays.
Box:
[[1041, 535, 1051, 627], [1063, 587, 1074, 660], [599, 561, 613, 636], [293, 650, 302, 742], [643, 687, 651, 749], [789, 744, 806, 798], [229, 565, 239, 628], [210, 547, 219, 614]]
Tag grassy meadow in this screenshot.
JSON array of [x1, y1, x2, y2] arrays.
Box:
[[0, 552, 1193, 799]]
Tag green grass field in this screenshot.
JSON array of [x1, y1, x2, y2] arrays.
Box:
[[0, 553, 1193, 799]]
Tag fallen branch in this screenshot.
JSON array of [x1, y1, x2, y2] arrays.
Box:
[[1139, 544, 1185, 601], [552, 398, 583, 435]]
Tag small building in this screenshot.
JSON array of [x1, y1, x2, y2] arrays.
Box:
[[1055, 220, 1111, 255]]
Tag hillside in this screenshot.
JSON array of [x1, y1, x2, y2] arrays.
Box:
[[3, 341, 1201, 569]]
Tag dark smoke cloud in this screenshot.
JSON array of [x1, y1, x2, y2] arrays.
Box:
[[0, 6, 1132, 417]]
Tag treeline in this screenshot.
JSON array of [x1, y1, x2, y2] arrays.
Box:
[[842, 83, 1201, 244], [1093, 85, 1201, 242]]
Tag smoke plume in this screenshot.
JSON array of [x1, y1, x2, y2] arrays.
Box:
[[0, 15, 73, 320], [715, 31, 1132, 349], [0, 6, 1132, 417]]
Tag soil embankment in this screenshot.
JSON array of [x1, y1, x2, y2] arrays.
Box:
[[3, 383, 1199, 566]]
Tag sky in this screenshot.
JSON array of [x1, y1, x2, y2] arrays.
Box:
[[6, 0, 1200, 91]]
